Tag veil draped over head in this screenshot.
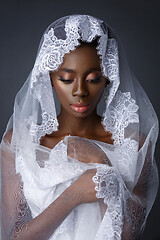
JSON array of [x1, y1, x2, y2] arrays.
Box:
[[1, 15, 159, 240]]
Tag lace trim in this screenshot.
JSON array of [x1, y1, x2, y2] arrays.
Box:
[[114, 138, 139, 183], [102, 90, 139, 146], [92, 166, 123, 239], [28, 71, 59, 143], [29, 112, 58, 143], [107, 40, 120, 107], [28, 15, 120, 143], [100, 38, 120, 107], [31, 15, 106, 88]]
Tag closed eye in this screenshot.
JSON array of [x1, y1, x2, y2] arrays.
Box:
[[58, 76, 102, 84], [86, 77, 102, 84], [58, 77, 73, 84]]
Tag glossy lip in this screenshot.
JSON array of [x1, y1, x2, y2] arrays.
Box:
[[70, 103, 90, 113]]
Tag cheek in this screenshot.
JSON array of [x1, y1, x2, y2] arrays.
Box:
[[53, 83, 71, 103]]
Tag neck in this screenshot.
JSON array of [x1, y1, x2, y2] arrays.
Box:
[[57, 108, 101, 137]]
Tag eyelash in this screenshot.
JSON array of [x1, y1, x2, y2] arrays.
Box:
[[58, 77, 73, 84], [58, 77, 102, 84], [87, 77, 101, 83]]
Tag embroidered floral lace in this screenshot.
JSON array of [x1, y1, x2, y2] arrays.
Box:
[[1, 15, 159, 240], [29, 15, 120, 144]]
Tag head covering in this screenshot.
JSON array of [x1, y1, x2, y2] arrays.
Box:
[[1, 15, 159, 239]]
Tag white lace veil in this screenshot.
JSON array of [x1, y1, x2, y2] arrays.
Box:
[[1, 15, 159, 240]]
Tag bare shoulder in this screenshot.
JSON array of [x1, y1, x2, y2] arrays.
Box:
[[1, 129, 15, 166], [97, 132, 114, 145], [3, 129, 13, 144]]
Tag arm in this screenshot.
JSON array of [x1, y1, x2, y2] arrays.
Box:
[[1, 136, 97, 240], [9, 185, 80, 240], [121, 140, 157, 240], [10, 170, 97, 240]]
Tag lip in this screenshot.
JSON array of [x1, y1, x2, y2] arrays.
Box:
[[70, 103, 90, 113]]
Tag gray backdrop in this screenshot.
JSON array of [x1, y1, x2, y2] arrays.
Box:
[[1, 1, 160, 239]]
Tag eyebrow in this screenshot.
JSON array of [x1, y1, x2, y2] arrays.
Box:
[[60, 68, 75, 73], [59, 67, 101, 74]]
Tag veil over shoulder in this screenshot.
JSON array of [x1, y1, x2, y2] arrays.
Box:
[[1, 15, 159, 240]]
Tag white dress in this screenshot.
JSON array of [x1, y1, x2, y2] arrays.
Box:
[[1, 15, 159, 240], [15, 135, 153, 240]]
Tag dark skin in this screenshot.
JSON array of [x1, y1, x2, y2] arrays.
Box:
[[40, 45, 145, 240], [3, 44, 145, 240], [41, 44, 113, 150], [5, 44, 114, 240]]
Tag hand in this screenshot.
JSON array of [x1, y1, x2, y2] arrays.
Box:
[[69, 169, 98, 205]]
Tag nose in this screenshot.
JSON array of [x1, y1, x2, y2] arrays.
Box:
[[72, 78, 89, 98]]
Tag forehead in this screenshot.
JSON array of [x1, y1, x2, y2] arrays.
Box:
[[59, 45, 101, 72]]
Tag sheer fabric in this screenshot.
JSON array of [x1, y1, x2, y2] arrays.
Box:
[[1, 15, 159, 240]]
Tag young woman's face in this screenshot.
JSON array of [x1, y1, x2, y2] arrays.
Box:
[[50, 44, 107, 118]]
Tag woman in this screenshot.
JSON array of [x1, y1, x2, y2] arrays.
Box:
[[1, 15, 159, 240]]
